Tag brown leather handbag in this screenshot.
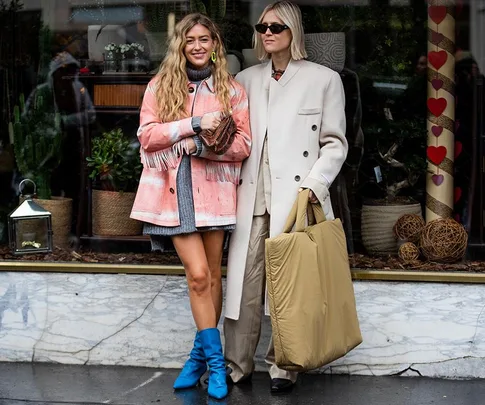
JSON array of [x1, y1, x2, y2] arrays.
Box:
[[199, 114, 237, 155]]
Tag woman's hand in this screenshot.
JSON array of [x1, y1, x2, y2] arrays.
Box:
[[201, 111, 222, 131], [299, 188, 319, 204], [186, 137, 197, 154]]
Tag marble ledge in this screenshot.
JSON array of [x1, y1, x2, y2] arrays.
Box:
[[1, 272, 485, 379]]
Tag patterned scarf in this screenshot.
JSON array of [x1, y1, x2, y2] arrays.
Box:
[[272, 68, 285, 81]]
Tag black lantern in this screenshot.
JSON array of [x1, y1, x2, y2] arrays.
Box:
[[8, 179, 53, 255]]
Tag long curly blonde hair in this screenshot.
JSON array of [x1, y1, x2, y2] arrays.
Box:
[[154, 13, 232, 122]]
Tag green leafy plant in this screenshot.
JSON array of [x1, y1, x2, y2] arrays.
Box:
[[365, 116, 427, 202], [1, 0, 42, 144], [87, 128, 142, 193], [301, 3, 426, 78], [9, 93, 62, 199]]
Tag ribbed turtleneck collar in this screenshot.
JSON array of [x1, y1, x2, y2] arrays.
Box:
[[186, 64, 212, 82]]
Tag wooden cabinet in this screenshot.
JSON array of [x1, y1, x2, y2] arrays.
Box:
[[83, 73, 152, 113]]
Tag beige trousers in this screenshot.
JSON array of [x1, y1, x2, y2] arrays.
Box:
[[224, 213, 298, 383]]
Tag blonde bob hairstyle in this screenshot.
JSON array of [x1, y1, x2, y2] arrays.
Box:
[[254, 1, 307, 61], [154, 13, 232, 122]]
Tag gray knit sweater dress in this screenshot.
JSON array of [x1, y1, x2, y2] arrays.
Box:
[[143, 67, 235, 252]]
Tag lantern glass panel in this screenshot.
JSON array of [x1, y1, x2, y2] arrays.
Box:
[[12, 216, 51, 254]]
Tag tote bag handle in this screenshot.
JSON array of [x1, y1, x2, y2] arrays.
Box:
[[283, 189, 327, 233]]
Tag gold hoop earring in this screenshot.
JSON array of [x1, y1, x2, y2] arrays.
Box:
[[211, 51, 217, 63]]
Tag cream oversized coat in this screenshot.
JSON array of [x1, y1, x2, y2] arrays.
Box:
[[225, 59, 348, 321]]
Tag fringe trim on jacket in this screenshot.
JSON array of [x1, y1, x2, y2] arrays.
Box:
[[206, 161, 241, 185], [140, 139, 189, 171], [140, 141, 241, 185]]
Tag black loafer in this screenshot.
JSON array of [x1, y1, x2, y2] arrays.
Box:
[[270, 378, 294, 393]]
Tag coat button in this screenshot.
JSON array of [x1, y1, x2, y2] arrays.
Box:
[[295, 175, 301, 182], [312, 125, 318, 131], [303, 151, 309, 157], [239, 179, 243, 185], [169, 188, 175, 194], [188, 87, 195, 93]]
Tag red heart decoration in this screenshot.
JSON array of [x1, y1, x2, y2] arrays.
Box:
[[428, 51, 448, 70], [431, 32, 445, 44], [427, 97, 447, 117], [455, 141, 463, 158], [427, 145, 447, 166], [454, 187, 462, 204], [431, 126, 443, 137], [432, 174, 444, 186], [431, 79, 443, 90], [429, 6, 447, 24]]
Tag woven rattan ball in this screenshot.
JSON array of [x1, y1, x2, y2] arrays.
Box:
[[398, 242, 420, 262], [393, 214, 426, 244], [420, 218, 468, 263]]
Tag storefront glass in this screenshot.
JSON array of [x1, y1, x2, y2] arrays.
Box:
[[0, 0, 483, 268]]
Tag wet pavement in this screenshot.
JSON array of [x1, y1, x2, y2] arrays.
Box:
[[0, 363, 483, 405]]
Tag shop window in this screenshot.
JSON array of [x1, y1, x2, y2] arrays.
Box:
[[0, 0, 483, 274]]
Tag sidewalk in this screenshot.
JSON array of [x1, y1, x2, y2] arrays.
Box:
[[0, 363, 483, 405]]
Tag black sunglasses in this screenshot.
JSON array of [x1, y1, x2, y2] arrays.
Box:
[[254, 23, 289, 35]]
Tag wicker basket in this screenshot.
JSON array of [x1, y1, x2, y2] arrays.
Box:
[[92, 190, 142, 236], [19, 196, 73, 249], [361, 202, 422, 256]]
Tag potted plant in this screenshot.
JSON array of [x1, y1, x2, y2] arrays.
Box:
[[86, 128, 143, 236], [103, 43, 119, 72], [119, 43, 146, 72], [144, 3, 174, 62], [360, 115, 427, 255], [9, 93, 73, 248]]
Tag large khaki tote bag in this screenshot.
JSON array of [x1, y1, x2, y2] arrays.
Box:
[[265, 189, 362, 372]]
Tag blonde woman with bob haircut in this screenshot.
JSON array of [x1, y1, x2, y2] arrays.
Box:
[[224, 1, 348, 392], [130, 13, 251, 400]]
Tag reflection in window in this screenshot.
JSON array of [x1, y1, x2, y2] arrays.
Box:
[[70, 6, 143, 24], [0, 0, 484, 267]]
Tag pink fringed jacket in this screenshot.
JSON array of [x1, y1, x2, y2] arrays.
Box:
[[130, 77, 251, 227]]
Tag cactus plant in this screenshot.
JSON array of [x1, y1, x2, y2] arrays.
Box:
[[190, 0, 226, 22], [144, 3, 174, 32], [9, 92, 62, 199]]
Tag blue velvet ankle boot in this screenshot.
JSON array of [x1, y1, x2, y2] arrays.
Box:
[[199, 328, 228, 399], [173, 332, 207, 390]]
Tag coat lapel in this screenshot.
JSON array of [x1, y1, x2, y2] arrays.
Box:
[[275, 59, 303, 87], [263, 60, 272, 91], [254, 61, 272, 154]]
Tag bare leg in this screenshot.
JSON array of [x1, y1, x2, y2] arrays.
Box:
[[201, 230, 225, 324], [172, 233, 215, 330]]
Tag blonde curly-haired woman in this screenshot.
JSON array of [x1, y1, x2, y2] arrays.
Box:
[[131, 13, 251, 399]]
